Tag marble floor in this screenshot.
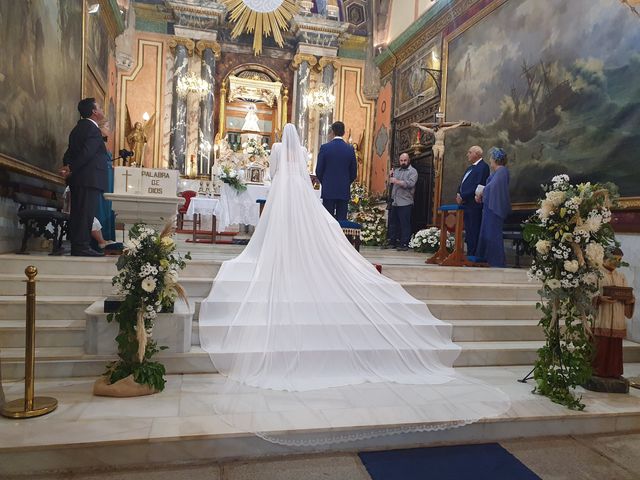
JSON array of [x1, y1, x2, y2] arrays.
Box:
[[4, 434, 640, 480], [2, 365, 640, 476]]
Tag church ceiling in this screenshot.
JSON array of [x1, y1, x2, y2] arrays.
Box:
[[131, 0, 371, 42]]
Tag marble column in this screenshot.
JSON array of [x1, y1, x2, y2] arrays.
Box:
[[317, 57, 336, 146], [169, 38, 194, 175], [292, 54, 317, 147], [196, 40, 221, 177]]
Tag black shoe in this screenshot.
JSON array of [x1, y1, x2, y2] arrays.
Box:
[[396, 246, 409, 251], [381, 243, 397, 249], [71, 249, 105, 257]]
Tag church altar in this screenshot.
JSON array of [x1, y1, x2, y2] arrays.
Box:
[[184, 183, 322, 235]]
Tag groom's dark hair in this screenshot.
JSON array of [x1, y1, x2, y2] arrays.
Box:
[[331, 121, 345, 137]]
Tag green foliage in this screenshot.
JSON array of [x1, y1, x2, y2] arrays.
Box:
[[524, 175, 619, 410], [104, 223, 189, 391]]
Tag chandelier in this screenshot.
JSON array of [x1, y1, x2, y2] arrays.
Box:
[[176, 72, 210, 98], [304, 84, 336, 114]]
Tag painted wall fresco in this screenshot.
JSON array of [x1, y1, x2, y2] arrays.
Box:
[[0, 0, 82, 173], [442, 0, 640, 205]]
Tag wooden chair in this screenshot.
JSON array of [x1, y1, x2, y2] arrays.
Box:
[[177, 190, 200, 232]]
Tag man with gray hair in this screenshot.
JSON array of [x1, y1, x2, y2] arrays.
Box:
[[456, 145, 490, 257], [385, 152, 418, 251]]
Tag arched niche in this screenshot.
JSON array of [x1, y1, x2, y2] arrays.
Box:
[[218, 65, 286, 150]]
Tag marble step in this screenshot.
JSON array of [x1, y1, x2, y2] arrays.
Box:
[[0, 296, 99, 320], [0, 319, 85, 348], [0, 254, 531, 283], [0, 275, 212, 297], [2, 365, 639, 476], [427, 300, 540, 320], [4, 340, 640, 379], [0, 295, 543, 325], [0, 274, 539, 302], [0, 318, 550, 350], [191, 319, 548, 346]]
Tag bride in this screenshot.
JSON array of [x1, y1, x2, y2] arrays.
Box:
[[199, 124, 509, 441]]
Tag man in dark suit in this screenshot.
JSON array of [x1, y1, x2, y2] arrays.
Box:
[[456, 145, 490, 257], [62, 98, 108, 257], [315, 121, 357, 221]]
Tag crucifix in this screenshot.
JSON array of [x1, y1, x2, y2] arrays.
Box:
[[411, 119, 471, 222], [410, 120, 471, 180], [120, 169, 133, 193]]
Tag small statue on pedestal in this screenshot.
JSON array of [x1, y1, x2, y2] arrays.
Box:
[[124, 108, 156, 167], [584, 247, 636, 393]]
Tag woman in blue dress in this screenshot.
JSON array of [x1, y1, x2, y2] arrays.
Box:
[[475, 147, 511, 267], [92, 122, 116, 246]]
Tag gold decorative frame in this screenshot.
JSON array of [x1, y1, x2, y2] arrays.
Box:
[[219, 65, 285, 138]]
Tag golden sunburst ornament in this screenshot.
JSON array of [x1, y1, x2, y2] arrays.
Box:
[[222, 0, 299, 55]]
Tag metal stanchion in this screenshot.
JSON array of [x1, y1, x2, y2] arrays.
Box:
[[1, 266, 57, 418]]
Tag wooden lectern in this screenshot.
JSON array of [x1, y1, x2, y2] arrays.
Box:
[[426, 204, 475, 267]]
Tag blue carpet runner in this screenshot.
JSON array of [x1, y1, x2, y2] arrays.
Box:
[[359, 443, 540, 480]]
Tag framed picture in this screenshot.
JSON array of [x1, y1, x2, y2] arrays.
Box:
[[394, 34, 441, 119], [86, 8, 109, 89], [440, 0, 640, 208]]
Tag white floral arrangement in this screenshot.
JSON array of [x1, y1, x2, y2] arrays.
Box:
[[409, 227, 455, 254], [523, 174, 618, 409], [107, 223, 190, 392], [213, 163, 246, 192], [356, 208, 387, 245], [242, 138, 268, 158]]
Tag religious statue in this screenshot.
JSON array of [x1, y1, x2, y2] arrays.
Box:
[[411, 120, 470, 179], [348, 130, 365, 184], [585, 247, 636, 392], [124, 108, 156, 167], [242, 103, 261, 132]]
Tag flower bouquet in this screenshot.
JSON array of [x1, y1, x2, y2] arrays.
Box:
[[523, 174, 619, 409], [98, 223, 191, 395], [409, 227, 455, 254], [217, 164, 247, 193], [243, 138, 268, 158]]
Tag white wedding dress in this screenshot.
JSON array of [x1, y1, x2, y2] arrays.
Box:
[[199, 124, 509, 444]]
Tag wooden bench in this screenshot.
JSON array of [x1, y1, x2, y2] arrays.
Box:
[[15, 191, 69, 255]]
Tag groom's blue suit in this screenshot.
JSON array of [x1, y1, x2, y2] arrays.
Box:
[[315, 137, 357, 221]]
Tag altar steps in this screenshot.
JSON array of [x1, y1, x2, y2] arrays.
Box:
[[2, 251, 638, 380], [0, 318, 553, 349], [0, 274, 541, 300], [4, 341, 640, 379]]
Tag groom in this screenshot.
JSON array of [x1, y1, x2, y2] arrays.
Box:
[[315, 121, 357, 221]]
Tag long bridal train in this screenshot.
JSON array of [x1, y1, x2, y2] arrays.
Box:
[[198, 124, 510, 444]]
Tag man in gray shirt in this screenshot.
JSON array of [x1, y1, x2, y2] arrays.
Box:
[[385, 153, 418, 251]]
